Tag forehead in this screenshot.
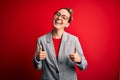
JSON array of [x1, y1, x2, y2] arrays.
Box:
[[57, 9, 70, 16]]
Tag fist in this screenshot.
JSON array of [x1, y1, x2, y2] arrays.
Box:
[[36, 45, 47, 61], [69, 48, 82, 63]]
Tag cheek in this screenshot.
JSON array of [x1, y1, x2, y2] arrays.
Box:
[[53, 17, 58, 23], [64, 22, 69, 26], [52, 17, 56, 23], [54, 16, 57, 19]]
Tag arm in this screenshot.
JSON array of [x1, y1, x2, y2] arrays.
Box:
[[33, 38, 42, 70], [75, 37, 88, 70]]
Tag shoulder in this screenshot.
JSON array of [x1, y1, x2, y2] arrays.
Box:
[[37, 32, 51, 41], [65, 32, 78, 40]]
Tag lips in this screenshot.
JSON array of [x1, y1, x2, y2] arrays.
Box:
[[55, 19, 63, 25]]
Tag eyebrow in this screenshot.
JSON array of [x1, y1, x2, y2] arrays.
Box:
[[56, 12, 69, 17]]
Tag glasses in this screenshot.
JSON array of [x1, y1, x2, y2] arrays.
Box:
[[55, 12, 69, 20]]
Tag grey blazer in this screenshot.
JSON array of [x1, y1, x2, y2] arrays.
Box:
[[33, 31, 87, 80]]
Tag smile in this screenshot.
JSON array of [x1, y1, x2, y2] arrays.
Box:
[[55, 19, 63, 25]]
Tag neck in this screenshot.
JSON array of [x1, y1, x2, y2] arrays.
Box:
[[52, 29, 64, 39]]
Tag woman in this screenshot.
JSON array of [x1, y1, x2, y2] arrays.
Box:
[[33, 8, 87, 80]]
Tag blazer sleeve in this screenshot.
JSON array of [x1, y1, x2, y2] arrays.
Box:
[[33, 38, 42, 70], [75, 37, 88, 70]]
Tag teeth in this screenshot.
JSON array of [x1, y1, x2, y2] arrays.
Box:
[[56, 20, 61, 24], [55, 20, 62, 24]]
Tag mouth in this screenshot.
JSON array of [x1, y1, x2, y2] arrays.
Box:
[[54, 19, 63, 25]]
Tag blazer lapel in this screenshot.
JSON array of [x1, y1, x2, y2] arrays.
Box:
[[46, 32, 59, 70], [58, 32, 67, 63]]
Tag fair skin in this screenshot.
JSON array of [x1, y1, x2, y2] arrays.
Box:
[[36, 9, 81, 63]]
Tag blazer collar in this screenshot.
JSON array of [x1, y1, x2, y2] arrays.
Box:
[[46, 31, 67, 43]]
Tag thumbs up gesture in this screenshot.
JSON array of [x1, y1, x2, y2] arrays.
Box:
[[36, 45, 47, 61], [69, 48, 82, 63]]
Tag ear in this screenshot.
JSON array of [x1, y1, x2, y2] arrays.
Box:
[[65, 23, 70, 28]]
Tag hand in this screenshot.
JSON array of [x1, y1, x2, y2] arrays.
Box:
[[69, 48, 82, 63], [36, 45, 47, 61]]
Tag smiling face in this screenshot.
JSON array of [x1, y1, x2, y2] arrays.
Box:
[[53, 9, 70, 30]]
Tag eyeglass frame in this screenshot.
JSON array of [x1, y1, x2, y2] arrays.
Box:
[[54, 12, 70, 21]]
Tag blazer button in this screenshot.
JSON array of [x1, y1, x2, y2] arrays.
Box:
[[56, 70, 59, 73]]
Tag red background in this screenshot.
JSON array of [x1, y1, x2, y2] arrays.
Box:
[[0, 0, 119, 80]]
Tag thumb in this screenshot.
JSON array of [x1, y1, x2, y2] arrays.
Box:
[[39, 45, 42, 51], [74, 48, 77, 54]]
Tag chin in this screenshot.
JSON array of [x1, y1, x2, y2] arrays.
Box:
[[53, 22, 59, 27], [53, 26, 61, 30]]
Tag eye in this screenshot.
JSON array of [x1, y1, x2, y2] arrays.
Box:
[[55, 12, 61, 16], [62, 15, 68, 20]]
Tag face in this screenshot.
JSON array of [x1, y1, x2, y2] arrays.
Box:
[[53, 9, 70, 30]]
